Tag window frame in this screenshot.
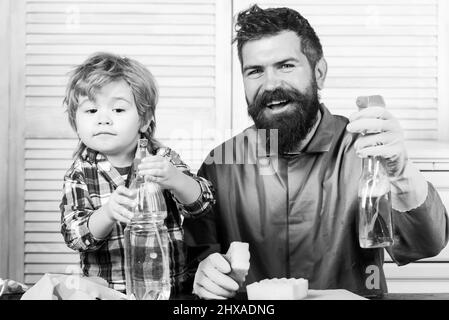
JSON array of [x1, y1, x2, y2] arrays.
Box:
[[438, 0, 449, 141], [0, 0, 11, 279], [5, 0, 26, 282]]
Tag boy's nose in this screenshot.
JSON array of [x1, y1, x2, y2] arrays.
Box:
[[97, 118, 112, 125], [97, 110, 112, 125]]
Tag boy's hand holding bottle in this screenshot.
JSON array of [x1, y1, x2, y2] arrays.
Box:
[[138, 155, 201, 204], [138, 155, 182, 188], [103, 186, 137, 224]]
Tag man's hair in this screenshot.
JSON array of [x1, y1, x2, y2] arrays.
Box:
[[233, 5, 323, 69], [63, 52, 160, 157]]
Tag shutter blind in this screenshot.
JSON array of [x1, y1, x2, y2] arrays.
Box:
[[24, 0, 218, 285]]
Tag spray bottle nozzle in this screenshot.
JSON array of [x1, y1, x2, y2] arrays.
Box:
[[356, 95, 386, 110]]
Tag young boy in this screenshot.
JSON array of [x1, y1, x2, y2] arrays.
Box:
[[60, 52, 215, 294]]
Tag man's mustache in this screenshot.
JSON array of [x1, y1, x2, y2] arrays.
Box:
[[250, 87, 308, 111]]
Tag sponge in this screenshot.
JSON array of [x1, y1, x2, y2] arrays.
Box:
[[246, 278, 308, 300], [224, 242, 250, 287]]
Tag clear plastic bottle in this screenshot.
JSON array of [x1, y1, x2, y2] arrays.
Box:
[[124, 138, 171, 300], [358, 156, 393, 248], [356, 96, 394, 249]]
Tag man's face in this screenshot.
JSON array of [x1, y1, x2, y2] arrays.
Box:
[[241, 30, 320, 153]]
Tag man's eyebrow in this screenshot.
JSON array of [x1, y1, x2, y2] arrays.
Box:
[[243, 58, 301, 73], [275, 58, 300, 66], [242, 64, 262, 73]]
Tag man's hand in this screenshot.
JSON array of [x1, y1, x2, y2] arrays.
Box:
[[193, 253, 240, 300], [346, 106, 408, 178], [104, 185, 136, 224]]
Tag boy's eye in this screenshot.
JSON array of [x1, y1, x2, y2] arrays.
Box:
[[113, 107, 126, 113], [85, 108, 97, 114]]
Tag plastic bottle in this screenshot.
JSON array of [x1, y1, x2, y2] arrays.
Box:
[[124, 138, 171, 300], [356, 96, 394, 248]]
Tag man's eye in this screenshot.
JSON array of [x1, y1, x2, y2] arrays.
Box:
[[247, 69, 262, 78], [280, 64, 294, 70]]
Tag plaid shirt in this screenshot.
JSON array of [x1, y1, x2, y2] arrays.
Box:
[[60, 146, 215, 293]]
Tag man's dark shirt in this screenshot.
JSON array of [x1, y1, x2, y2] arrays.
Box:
[[184, 104, 449, 297]]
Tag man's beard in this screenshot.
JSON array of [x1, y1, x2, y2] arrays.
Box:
[[247, 81, 320, 154]]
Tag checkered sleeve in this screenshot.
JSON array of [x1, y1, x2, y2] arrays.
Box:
[[158, 147, 215, 218], [60, 163, 107, 252]]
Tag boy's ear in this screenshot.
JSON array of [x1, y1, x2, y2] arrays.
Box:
[[139, 119, 151, 133]]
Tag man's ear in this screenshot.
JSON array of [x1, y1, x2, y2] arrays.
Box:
[[314, 57, 327, 90], [140, 119, 151, 133]]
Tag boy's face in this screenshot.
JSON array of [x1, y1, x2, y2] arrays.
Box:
[[75, 79, 144, 161]]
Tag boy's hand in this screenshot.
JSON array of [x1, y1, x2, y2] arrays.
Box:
[[104, 186, 136, 224], [138, 155, 184, 190]]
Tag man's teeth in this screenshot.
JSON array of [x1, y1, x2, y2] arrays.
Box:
[[267, 100, 288, 107]]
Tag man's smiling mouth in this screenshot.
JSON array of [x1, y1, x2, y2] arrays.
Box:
[[266, 99, 289, 109]]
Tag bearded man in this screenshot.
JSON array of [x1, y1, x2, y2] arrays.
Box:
[[183, 5, 448, 299]]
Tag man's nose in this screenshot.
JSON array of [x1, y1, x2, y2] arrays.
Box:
[[261, 69, 282, 92]]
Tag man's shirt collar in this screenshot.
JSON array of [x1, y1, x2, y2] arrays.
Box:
[[302, 104, 335, 154]]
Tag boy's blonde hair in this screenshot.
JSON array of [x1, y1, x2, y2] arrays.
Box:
[[63, 52, 160, 158]]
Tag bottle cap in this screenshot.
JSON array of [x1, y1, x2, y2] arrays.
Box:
[[138, 138, 148, 148]]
